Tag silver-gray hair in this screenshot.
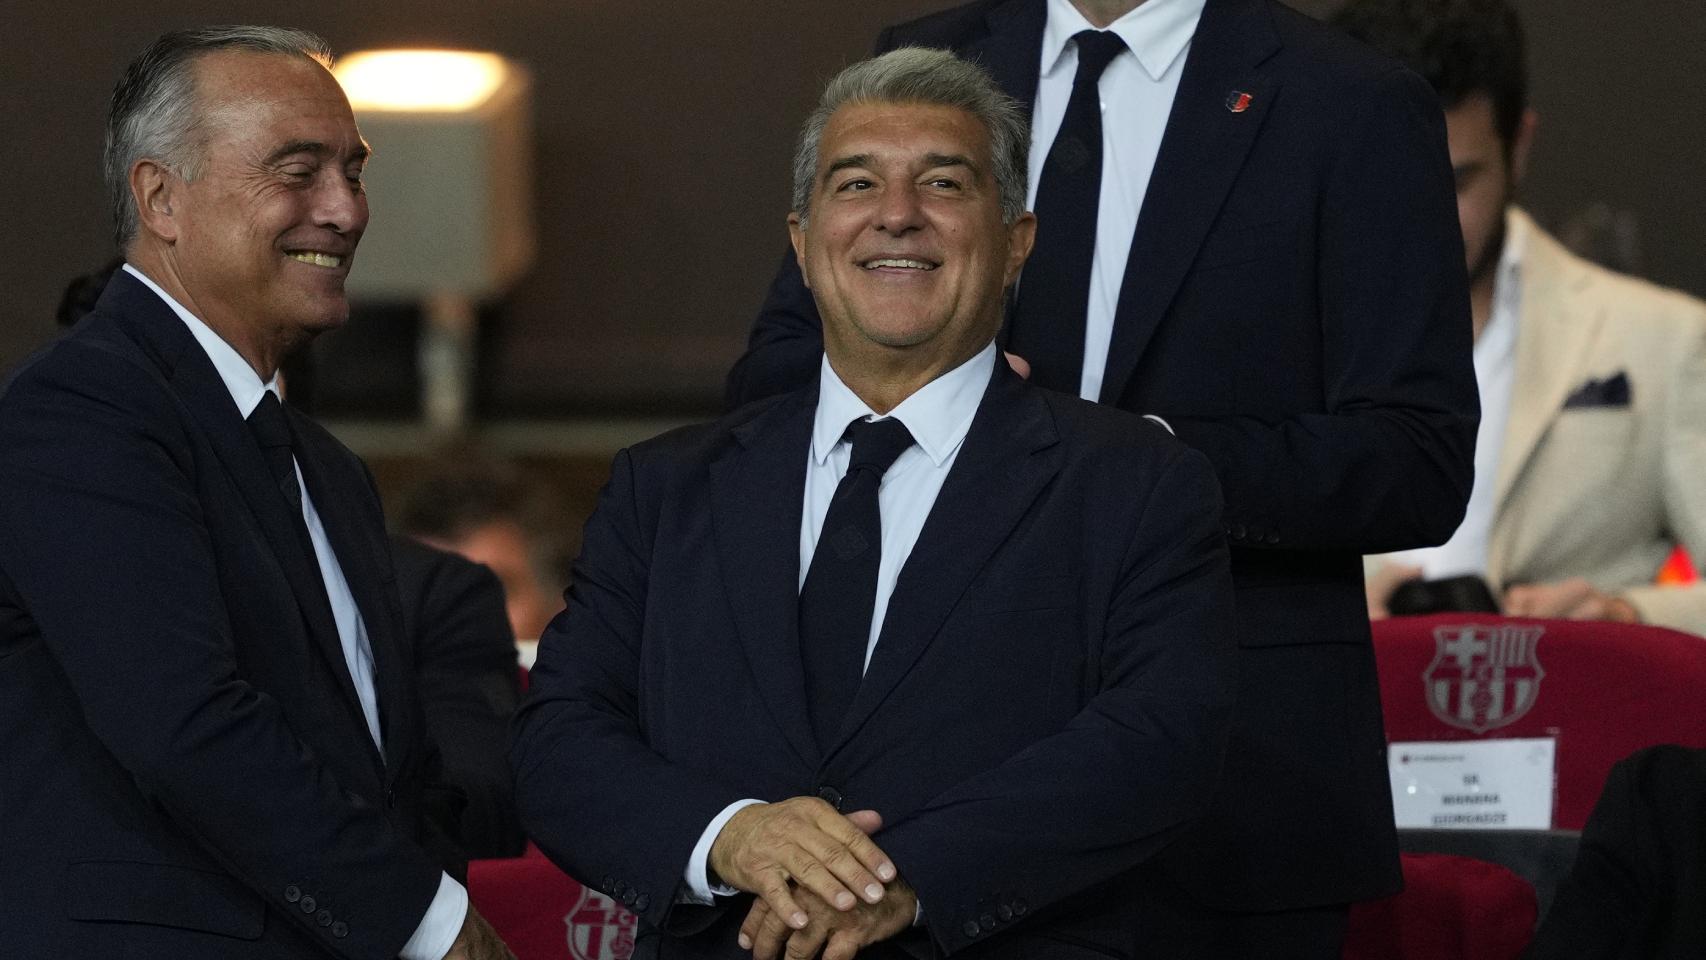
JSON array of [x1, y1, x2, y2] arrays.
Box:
[[104, 25, 334, 248], [791, 47, 1030, 225]]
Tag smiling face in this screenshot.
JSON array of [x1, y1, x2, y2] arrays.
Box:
[[789, 100, 1034, 382], [158, 50, 369, 364]]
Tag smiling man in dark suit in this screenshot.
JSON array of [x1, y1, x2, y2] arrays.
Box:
[[726, 0, 1480, 955], [514, 47, 1237, 960], [0, 27, 510, 960]]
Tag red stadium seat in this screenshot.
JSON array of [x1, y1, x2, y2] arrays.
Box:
[[1373, 614, 1706, 829], [1343, 852, 1537, 960], [467, 847, 636, 959]]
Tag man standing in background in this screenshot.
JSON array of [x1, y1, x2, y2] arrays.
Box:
[[727, 0, 1479, 954]]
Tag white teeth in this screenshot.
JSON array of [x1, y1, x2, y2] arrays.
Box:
[[287, 251, 343, 267], [864, 258, 935, 270]]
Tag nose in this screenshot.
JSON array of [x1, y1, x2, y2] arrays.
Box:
[[312, 169, 369, 237], [874, 180, 924, 235]]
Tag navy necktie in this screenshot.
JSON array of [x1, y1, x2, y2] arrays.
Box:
[[1008, 29, 1128, 396], [799, 416, 916, 752], [247, 391, 325, 574]]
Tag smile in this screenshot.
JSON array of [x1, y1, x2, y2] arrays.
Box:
[[861, 258, 937, 271], [286, 251, 345, 268]]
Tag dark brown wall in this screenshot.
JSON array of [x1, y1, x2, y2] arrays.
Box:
[[5, 1, 1703, 414]]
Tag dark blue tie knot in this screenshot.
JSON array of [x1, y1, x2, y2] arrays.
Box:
[[1072, 30, 1127, 85], [844, 417, 916, 477], [247, 390, 293, 450]]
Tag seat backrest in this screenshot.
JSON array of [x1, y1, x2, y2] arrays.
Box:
[[1373, 614, 1706, 829], [467, 848, 636, 960], [1344, 852, 1537, 960]]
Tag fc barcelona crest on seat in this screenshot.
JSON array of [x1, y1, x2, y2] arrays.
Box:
[[565, 888, 636, 959], [1423, 624, 1546, 734]]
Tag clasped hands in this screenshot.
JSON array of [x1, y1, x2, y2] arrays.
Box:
[[708, 797, 916, 960]]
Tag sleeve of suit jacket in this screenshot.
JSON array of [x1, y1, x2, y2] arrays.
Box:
[[0, 344, 446, 959], [1160, 66, 1479, 555], [512, 446, 752, 934]]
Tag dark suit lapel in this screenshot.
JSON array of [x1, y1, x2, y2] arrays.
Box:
[[292, 421, 406, 776], [710, 390, 821, 770], [961, 0, 1047, 117], [1099, 0, 1282, 403], [829, 362, 1062, 756], [102, 273, 373, 750]]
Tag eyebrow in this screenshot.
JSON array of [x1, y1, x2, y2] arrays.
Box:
[[821, 152, 981, 183], [266, 139, 372, 164]]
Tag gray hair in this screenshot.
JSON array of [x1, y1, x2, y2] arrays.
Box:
[[104, 25, 334, 248], [792, 47, 1030, 225]]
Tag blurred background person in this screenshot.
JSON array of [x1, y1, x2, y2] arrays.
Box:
[[397, 451, 567, 642], [1339, 0, 1706, 633]]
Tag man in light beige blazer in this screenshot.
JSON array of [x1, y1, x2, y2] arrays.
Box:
[[1339, 0, 1706, 635]]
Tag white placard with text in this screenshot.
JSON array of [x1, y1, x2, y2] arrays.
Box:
[[1389, 737, 1556, 829]]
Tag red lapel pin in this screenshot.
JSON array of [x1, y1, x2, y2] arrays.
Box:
[[1226, 90, 1253, 113]]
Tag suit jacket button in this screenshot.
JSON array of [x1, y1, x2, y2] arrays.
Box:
[[817, 786, 844, 811], [979, 914, 996, 932], [612, 880, 627, 897], [997, 905, 1013, 922], [300, 896, 317, 913], [1012, 898, 1028, 916], [1230, 523, 1247, 540], [602, 876, 615, 892], [621, 889, 638, 907], [317, 909, 334, 927], [634, 893, 651, 912], [284, 885, 302, 903], [332, 921, 349, 939], [962, 921, 981, 939], [1265, 531, 1281, 545]]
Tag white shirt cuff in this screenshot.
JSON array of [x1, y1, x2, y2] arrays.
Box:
[[1143, 414, 1175, 435], [680, 799, 766, 904], [399, 872, 468, 960]]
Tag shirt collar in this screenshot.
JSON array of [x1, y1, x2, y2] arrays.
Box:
[[812, 342, 996, 468], [1041, 0, 1205, 83], [1489, 206, 1529, 330], [123, 263, 278, 417]]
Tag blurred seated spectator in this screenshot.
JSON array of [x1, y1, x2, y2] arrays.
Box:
[[1337, 0, 1706, 632], [391, 536, 526, 859], [396, 452, 566, 641], [1524, 744, 1706, 959]]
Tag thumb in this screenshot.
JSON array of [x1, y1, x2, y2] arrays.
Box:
[[845, 808, 883, 835], [1004, 351, 1031, 379]]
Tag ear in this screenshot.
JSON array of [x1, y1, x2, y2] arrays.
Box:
[[131, 159, 182, 243], [1003, 211, 1037, 288], [787, 211, 810, 289], [1508, 108, 1538, 189]]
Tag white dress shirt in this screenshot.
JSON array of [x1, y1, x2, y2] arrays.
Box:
[[681, 343, 997, 904], [1026, 0, 1205, 403], [122, 264, 466, 960], [1384, 213, 1528, 578]]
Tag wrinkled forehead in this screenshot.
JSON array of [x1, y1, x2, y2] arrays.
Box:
[[188, 50, 366, 158]]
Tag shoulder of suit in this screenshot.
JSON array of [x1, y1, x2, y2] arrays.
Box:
[[1260, 2, 1432, 107], [1034, 388, 1193, 463], [1520, 210, 1706, 337], [0, 311, 166, 418], [621, 388, 801, 467]]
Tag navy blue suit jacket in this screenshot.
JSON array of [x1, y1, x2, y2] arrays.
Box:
[[514, 361, 1238, 958], [725, 0, 1479, 909], [0, 271, 459, 959]]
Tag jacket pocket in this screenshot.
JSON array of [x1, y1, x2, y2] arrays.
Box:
[[63, 859, 265, 940]]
